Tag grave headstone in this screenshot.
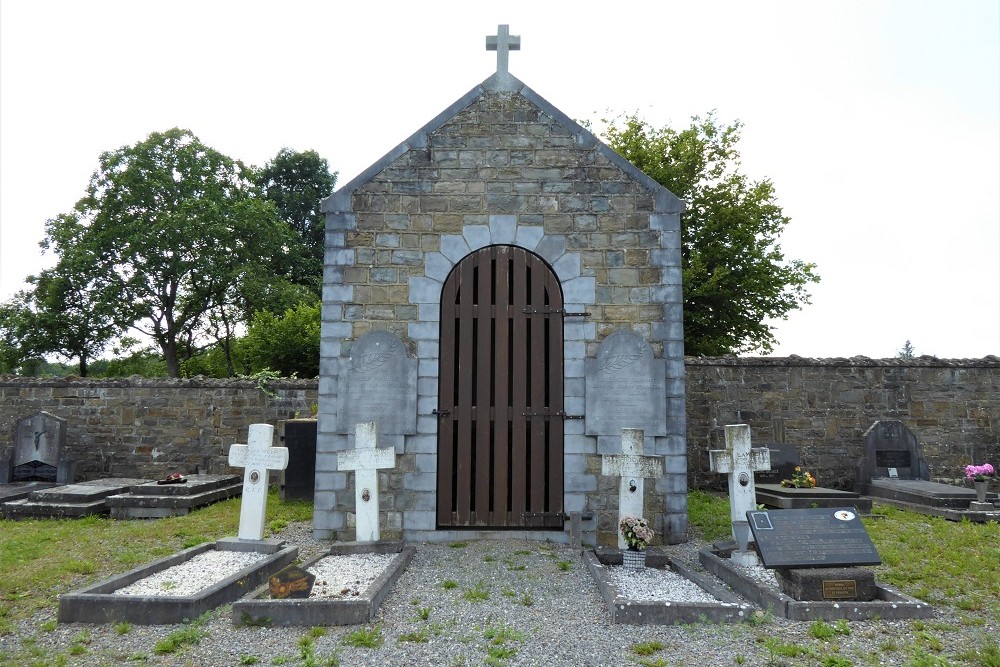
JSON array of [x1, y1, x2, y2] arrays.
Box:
[[336, 331, 417, 435], [338, 422, 396, 542], [600, 428, 664, 549], [857, 420, 929, 482], [586, 331, 666, 448], [2, 411, 73, 484], [228, 424, 289, 541], [709, 424, 770, 566], [754, 443, 801, 485], [279, 419, 317, 501], [269, 565, 316, 599], [746, 507, 882, 602]]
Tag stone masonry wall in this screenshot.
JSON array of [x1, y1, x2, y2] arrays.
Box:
[[0, 376, 316, 480], [686, 356, 1000, 490], [1, 356, 996, 501]]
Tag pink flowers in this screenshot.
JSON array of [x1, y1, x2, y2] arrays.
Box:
[[965, 463, 995, 482], [619, 515, 654, 550]]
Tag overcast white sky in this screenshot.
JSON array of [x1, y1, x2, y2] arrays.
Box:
[[1, 0, 997, 359]]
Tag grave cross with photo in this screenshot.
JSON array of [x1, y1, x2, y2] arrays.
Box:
[[228, 424, 289, 541], [709, 424, 770, 566], [600, 428, 664, 549]]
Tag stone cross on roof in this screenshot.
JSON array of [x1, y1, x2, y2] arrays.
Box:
[[486, 24, 520, 74]]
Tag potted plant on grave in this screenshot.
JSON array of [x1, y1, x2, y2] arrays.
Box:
[[965, 463, 995, 503], [619, 515, 654, 571], [780, 466, 817, 489]]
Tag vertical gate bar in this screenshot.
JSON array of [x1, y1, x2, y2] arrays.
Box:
[[455, 258, 475, 525], [528, 256, 547, 512], [492, 247, 511, 526], [474, 250, 493, 525], [436, 270, 459, 526], [546, 271, 565, 513], [510, 248, 528, 522]]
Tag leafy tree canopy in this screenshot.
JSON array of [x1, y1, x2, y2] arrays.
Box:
[[257, 148, 337, 293], [603, 113, 820, 355], [242, 300, 321, 378], [43, 128, 296, 377]]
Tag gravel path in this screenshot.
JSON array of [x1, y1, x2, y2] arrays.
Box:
[[3, 521, 996, 667]]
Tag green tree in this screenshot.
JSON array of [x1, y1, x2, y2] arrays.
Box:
[[45, 128, 296, 377], [603, 113, 819, 355], [242, 300, 321, 378], [257, 148, 337, 294], [897, 340, 915, 359]]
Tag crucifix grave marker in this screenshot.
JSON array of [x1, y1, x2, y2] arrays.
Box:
[[601, 428, 664, 549], [338, 422, 396, 542], [709, 424, 771, 566], [228, 423, 289, 541], [486, 24, 520, 75]]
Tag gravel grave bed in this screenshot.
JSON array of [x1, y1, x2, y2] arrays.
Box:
[[307, 553, 398, 599], [4, 521, 996, 667], [113, 551, 267, 597]]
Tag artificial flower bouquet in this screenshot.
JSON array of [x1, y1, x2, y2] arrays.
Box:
[[619, 515, 654, 550], [780, 466, 817, 489], [965, 463, 995, 482]]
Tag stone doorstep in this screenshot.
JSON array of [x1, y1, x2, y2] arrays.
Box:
[[584, 549, 752, 625], [57, 540, 298, 626], [231, 542, 416, 627], [698, 546, 934, 621]]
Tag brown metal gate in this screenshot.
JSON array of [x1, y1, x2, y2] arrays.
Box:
[[436, 245, 564, 529]]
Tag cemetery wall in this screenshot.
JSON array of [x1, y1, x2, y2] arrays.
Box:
[[685, 356, 1000, 490], [0, 376, 316, 480], [1, 355, 996, 490]]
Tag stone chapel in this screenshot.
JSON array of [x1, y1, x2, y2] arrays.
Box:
[[314, 26, 688, 546]]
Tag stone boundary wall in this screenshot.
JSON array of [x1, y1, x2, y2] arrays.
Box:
[[1, 356, 997, 489], [686, 356, 1000, 490], [0, 377, 317, 480]]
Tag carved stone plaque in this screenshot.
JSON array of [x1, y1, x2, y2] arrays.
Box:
[[336, 331, 417, 435], [585, 330, 666, 436]]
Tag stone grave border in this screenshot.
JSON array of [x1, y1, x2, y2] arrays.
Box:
[[584, 547, 752, 625], [698, 544, 933, 621], [232, 542, 415, 626], [58, 540, 297, 625]]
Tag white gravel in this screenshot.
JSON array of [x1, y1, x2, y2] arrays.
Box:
[[737, 563, 780, 589], [308, 553, 397, 599], [113, 551, 267, 597], [606, 565, 721, 603]]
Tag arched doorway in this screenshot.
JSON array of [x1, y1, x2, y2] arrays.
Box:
[[436, 245, 564, 529]]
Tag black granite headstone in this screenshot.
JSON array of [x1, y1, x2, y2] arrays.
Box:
[[754, 443, 801, 485], [857, 420, 929, 483], [746, 507, 881, 568], [280, 419, 317, 501]]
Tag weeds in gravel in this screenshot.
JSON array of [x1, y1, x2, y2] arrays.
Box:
[[449, 541, 468, 548], [154, 622, 206, 655], [632, 640, 666, 655], [342, 625, 384, 649], [636, 659, 669, 667], [238, 656, 259, 665], [462, 580, 491, 602], [38, 619, 56, 632], [441, 579, 458, 590], [397, 627, 431, 643], [297, 630, 340, 667], [521, 593, 533, 607], [416, 606, 431, 620], [555, 559, 572, 571], [113, 620, 132, 635], [810, 619, 850, 640]]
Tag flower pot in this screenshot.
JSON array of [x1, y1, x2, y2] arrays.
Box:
[[974, 480, 988, 503], [622, 548, 646, 571]]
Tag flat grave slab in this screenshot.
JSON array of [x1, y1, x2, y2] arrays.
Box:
[[755, 483, 872, 512], [699, 543, 933, 621], [232, 542, 415, 626], [585, 547, 752, 625], [58, 539, 297, 625], [1, 478, 151, 518], [0, 481, 58, 503], [106, 474, 243, 519], [864, 479, 996, 509]]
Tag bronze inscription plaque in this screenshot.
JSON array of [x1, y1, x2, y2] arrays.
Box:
[[822, 579, 858, 599]]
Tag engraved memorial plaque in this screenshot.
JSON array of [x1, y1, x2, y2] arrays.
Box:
[[336, 331, 417, 435], [585, 331, 666, 437], [746, 507, 882, 569]]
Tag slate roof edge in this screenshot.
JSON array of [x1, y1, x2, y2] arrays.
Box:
[[322, 71, 685, 215]]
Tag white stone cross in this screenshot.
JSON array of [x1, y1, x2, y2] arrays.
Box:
[[601, 428, 664, 549], [486, 24, 520, 75], [709, 424, 771, 565], [338, 422, 396, 542], [228, 423, 289, 541]]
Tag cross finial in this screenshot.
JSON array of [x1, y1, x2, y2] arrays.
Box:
[[486, 24, 520, 74]]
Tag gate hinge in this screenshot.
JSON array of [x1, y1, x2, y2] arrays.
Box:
[[521, 411, 584, 419], [432, 409, 451, 417], [521, 308, 590, 317]]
